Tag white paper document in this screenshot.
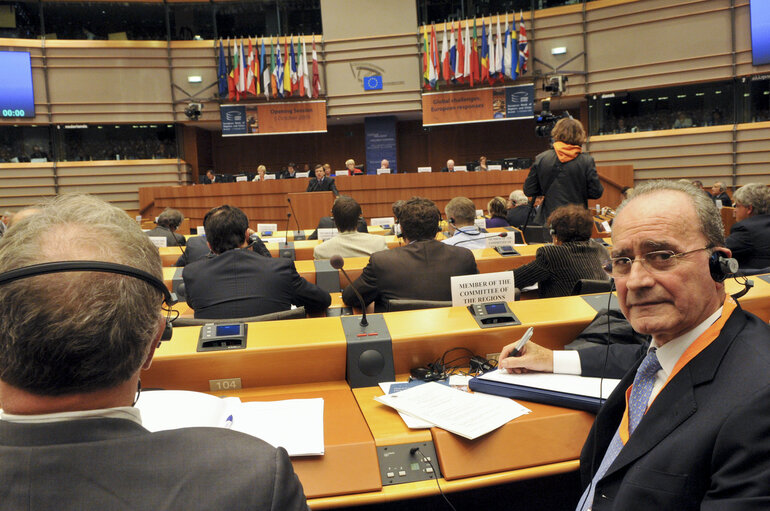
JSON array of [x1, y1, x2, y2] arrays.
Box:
[[378, 382, 435, 429], [375, 382, 530, 440], [137, 390, 325, 456], [477, 369, 621, 399]]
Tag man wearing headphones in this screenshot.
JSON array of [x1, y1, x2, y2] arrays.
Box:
[[443, 196, 487, 249], [0, 194, 309, 510], [183, 205, 330, 319], [144, 207, 187, 247], [342, 197, 478, 312], [498, 181, 770, 510]]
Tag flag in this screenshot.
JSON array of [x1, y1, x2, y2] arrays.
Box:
[[480, 19, 489, 83], [463, 22, 473, 83], [441, 23, 449, 82], [494, 16, 503, 82], [429, 24, 439, 89], [312, 39, 321, 98], [217, 39, 228, 97], [273, 39, 283, 97], [470, 19, 479, 87], [239, 38, 247, 94], [283, 40, 291, 96], [518, 11, 529, 75], [422, 25, 431, 90], [503, 18, 515, 80], [303, 39, 311, 98], [298, 38, 306, 97], [290, 37, 299, 93], [510, 17, 519, 80], [448, 23, 456, 83], [230, 38, 239, 100], [456, 22, 465, 83], [261, 38, 269, 100], [246, 37, 257, 95]]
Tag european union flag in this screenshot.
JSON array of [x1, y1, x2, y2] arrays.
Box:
[[363, 75, 383, 91]]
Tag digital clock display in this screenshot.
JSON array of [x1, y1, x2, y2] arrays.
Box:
[[0, 51, 35, 118]]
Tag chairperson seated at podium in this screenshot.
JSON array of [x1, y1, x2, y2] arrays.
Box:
[[513, 204, 609, 298], [0, 194, 309, 510], [183, 205, 330, 319], [342, 197, 478, 311], [306, 164, 339, 196], [313, 196, 387, 259]]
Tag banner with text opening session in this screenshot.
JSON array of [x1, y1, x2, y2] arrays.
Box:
[[220, 100, 327, 136], [422, 84, 534, 127]]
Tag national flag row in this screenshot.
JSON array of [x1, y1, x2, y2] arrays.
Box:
[[422, 12, 529, 90], [217, 36, 322, 101]]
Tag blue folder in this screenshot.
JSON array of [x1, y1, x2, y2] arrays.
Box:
[[468, 376, 606, 413]]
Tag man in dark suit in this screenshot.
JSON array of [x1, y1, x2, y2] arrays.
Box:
[[499, 180, 770, 510], [342, 197, 479, 311], [306, 164, 339, 196], [144, 207, 186, 247], [0, 194, 309, 510], [183, 205, 330, 319], [710, 181, 733, 207], [175, 232, 271, 266], [201, 169, 218, 184], [440, 159, 456, 172], [281, 162, 297, 179], [726, 183, 770, 269]]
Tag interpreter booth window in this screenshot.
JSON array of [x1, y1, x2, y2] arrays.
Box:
[[0, 125, 51, 163], [0, 2, 41, 39], [55, 124, 177, 162], [741, 76, 770, 123], [587, 81, 734, 136], [278, 0, 321, 36], [169, 3, 215, 41], [216, 1, 281, 38], [41, 2, 166, 40], [417, 0, 585, 24]]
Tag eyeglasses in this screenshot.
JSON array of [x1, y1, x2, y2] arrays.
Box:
[[604, 247, 711, 276]]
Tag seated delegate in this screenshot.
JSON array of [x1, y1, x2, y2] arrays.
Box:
[[485, 196, 510, 228], [443, 196, 486, 249], [313, 196, 387, 259], [342, 197, 478, 311], [725, 182, 770, 269], [513, 204, 609, 298], [144, 208, 186, 247]]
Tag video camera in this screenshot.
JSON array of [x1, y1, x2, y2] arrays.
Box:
[[535, 99, 572, 138]]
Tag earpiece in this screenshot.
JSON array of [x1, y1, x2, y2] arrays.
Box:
[[709, 251, 739, 282]]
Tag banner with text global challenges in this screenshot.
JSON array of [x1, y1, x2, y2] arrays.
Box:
[[422, 84, 534, 126], [220, 100, 327, 136]]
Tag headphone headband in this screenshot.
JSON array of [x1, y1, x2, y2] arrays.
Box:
[[0, 261, 177, 306]]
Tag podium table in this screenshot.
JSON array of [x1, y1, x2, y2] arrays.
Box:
[[288, 191, 335, 230]]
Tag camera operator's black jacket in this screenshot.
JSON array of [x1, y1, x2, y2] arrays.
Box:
[[524, 149, 604, 222]]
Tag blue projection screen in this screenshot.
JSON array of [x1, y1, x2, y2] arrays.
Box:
[[751, 1, 770, 66], [0, 51, 35, 118]]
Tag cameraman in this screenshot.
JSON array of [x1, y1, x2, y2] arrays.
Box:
[[524, 117, 603, 222]]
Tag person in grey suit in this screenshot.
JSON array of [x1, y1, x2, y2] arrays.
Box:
[[184, 205, 330, 319], [499, 181, 770, 510], [144, 207, 186, 247], [0, 194, 309, 510], [342, 197, 479, 312], [513, 204, 609, 298]]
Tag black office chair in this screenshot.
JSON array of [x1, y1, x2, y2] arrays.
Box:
[[172, 307, 306, 327], [572, 279, 613, 295]]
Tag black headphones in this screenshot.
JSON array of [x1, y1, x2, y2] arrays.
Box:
[[0, 261, 177, 341], [709, 251, 739, 282]]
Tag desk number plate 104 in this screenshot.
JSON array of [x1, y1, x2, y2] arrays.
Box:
[[209, 378, 242, 392]]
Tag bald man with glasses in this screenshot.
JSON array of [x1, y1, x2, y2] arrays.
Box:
[[498, 180, 770, 510]]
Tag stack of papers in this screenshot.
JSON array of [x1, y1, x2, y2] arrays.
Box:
[[375, 382, 530, 440], [137, 390, 325, 456]]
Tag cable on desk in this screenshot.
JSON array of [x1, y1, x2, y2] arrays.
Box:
[[411, 447, 457, 511]]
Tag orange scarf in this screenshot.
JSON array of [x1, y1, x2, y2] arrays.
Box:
[[553, 141, 582, 163], [618, 297, 736, 444]]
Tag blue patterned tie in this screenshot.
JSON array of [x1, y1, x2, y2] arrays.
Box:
[[576, 349, 662, 511]]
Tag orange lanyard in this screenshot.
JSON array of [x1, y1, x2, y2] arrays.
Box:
[[618, 297, 736, 444]]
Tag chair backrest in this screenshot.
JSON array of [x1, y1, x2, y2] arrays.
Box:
[[385, 299, 452, 312], [572, 279, 613, 295], [172, 307, 306, 327]]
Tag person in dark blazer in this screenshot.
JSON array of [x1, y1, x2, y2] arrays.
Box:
[[175, 232, 271, 266], [144, 207, 186, 247], [725, 182, 770, 270], [306, 164, 339, 196], [710, 181, 732, 207], [281, 162, 297, 179], [342, 197, 478, 312], [505, 190, 536, 229], [183, 205, 330, 319], [513, 205, 609, 298], [201, 169, 218, 184], [524, 118, 604, 222], [499, 181, 770, 510], [0, 194, 309, 510]]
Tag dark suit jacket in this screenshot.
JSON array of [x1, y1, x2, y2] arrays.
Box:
[[524, 150, 604, 221], [341, 239, 479, 311], [307, 216, 368, 240], [183, 248, 330, 319], [506, 205, 538, 229], [145, 226, 186, 247], [579, 305, 770, 510], [306, 177, 339, 196], [175, 235, 271, 266], [513, 241, 610, 298], [0, 418, 308, 510], [713, 191, 732, 208], [726, 214, 770, 270]]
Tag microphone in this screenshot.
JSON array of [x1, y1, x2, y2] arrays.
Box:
[[452, 232, 508, 246], [284, 211, 292, 241], [286, 198, 305, 240], [330, 254, 368, 327]]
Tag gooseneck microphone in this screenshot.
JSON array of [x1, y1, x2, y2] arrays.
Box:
[[287, 197, 304, 238], [330, 254, 368, 327], [284, 212, 292, 238]]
